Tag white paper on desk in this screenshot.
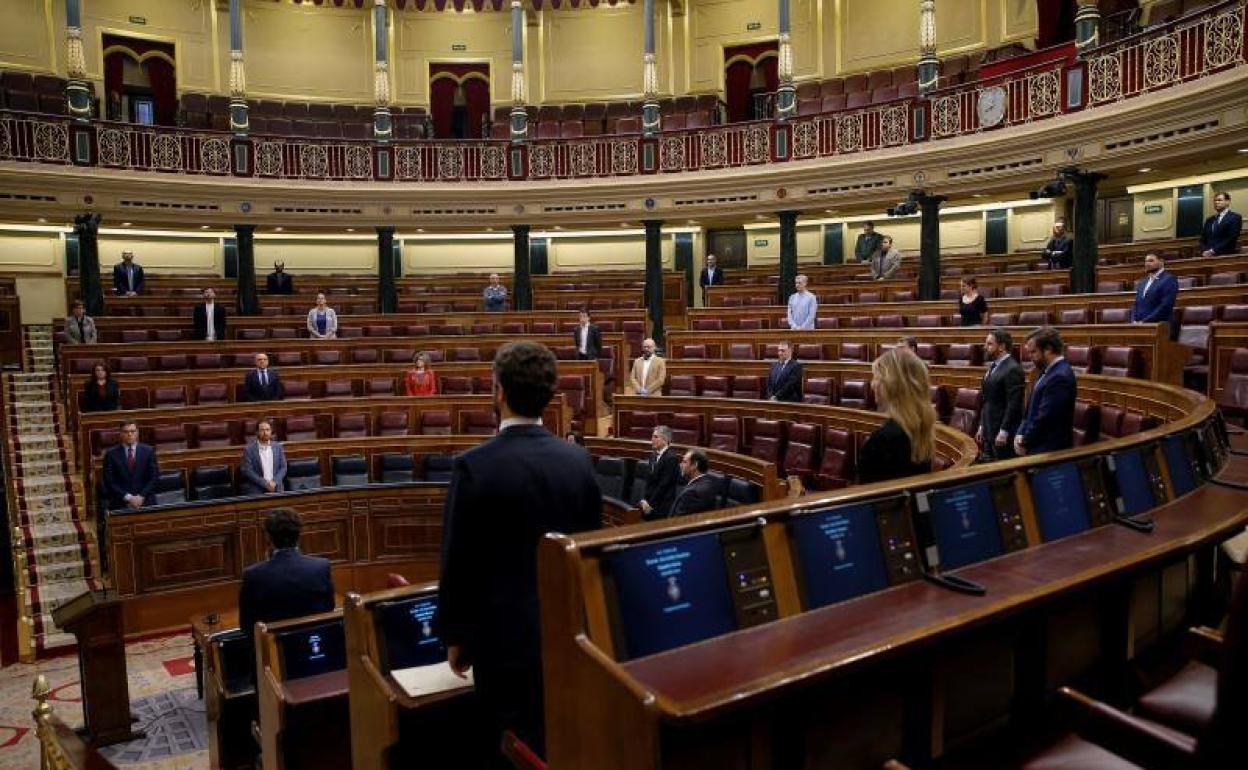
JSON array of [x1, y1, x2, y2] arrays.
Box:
[[392, 663, 474, 699]]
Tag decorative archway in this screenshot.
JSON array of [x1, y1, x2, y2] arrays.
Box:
[[724, 43, 778, 123], [429, 63, 491, 139], [101, 33, 177, 126]]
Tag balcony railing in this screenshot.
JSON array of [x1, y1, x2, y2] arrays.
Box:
[[0, 0, 1243, 184]]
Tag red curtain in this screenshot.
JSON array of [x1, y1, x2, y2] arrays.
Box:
[[1036, 0, 1077, 48], [724, 42, 778, 122], [145, 57, 177, 126], [429, 63, 490, 139], [103, 52, 125, 120]]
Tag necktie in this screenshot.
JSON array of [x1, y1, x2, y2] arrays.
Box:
[[260, 370, 267, 387], [77, 318, 84, 340], [126, 265, 133, 290], [127, 446, 135, 471]]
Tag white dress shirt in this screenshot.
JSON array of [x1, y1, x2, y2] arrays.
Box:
[[640, 356, 653, 393], [204, 302, 216, 341], [258, 442, 274, 482], [577, 324, 588, 355]]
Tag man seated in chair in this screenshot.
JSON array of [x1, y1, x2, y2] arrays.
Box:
[[671, 449, 719, 517], [240, 420, 287, 495], [238, 508, 335, 644]]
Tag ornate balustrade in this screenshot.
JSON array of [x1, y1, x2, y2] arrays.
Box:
[[0, 1, 1243, 184]]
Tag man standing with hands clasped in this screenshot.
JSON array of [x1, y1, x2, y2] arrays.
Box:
[[977, 329, 1025, 461], [629, 338, 666, 396], [638, 425, 680, 520]]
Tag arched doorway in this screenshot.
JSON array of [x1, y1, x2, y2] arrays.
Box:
[[724, 42, 778, 123], [429, 63, 491, 139], [102, 33, 177, 125]]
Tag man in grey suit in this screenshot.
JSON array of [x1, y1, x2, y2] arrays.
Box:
[[870, 236, 903, 280], [240, 420, 287, 494], [64, 300, 97, 344], [977, 329, 1025, 461]]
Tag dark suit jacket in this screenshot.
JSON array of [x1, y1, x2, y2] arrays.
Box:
[[239, 440, 288, 495], [1019, 358, 1077, 454], [766, 359, 803, 402], [265, 272, 294, 295], [237, 548, 335, 640], [112, 262, 145, 294], [1043, 236, 1073, 268], [244, 367, 284, 401], [858, 420, 932, 484], [671, 474, 720, 517], [102, 442, 159, 509], [81, 379, 119, 412], [641, 448, 681, 519], [980, 355, 1025, 455], [1201, 210, 1243, 255], [437, 424, 601, 669], [1131, 270, 1179, 338], [573, 323, 602, 360], [699, 266, 724, 288], [192, 303, 227, 341]]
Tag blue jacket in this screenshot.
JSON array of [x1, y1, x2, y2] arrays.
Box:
[[437, 423, 601, 667], [1131, 270, 1179, 338], [102, 442, 159, 509], [1019, 358, 1077, 454], [238, 548, 335, 638], [112, 261, 145, 294], [1201, 210, 1243, 256]]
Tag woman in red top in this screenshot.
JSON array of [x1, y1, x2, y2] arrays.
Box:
[[404, 352, 438, 396]]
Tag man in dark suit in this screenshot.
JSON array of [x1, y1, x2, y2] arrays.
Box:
[[1201, 191, 1243, 256], [1130, 253, 1180, 339], [244, 352, 284, 402], [573, 307, 602, 360], [671, 449, 720, 517], [112, 250, 145, 296], [438, 341, 601, 762], [100, 421, 159, 569], [238, 508, 335, 643], [977, 329, 1025, 461], [239, 420, 288, 495], [1041, 221, 1073, 269], [638, 425, 680, 520], [266, 261, 294, 295], [102, 421, 159, 510], [1015, 327, 1077, 456], [766, 341, 803, 402], [699, 253, 724, 291], [192, 287, 227, 341], [853, 221, 883, 263]]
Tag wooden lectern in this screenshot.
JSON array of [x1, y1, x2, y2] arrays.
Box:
[[51, 589, 143, 747]]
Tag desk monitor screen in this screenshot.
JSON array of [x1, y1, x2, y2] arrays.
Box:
[[1110, 448, 1156, 516], [277, 620, 346, 681], [374, 593, 446, 672], [604, 531, 738, 660], [923, 482, 1004, 570], [1030, 462, 1092, 542], [1162, 435, 1198, 497], [790, 502, 890, 609], [217, 631, 257, 694]]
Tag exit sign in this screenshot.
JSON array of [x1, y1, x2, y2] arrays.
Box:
[[1143, 203, 1164, 214], [753, 239, 769, 247], [746, 21, 762, 31], [128, 15, 147, 24], [451, 43, 467, 51]]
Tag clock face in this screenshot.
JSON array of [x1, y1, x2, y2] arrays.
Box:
[[977, 86, 1007, 127]]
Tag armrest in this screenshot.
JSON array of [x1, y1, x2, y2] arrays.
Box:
[[1184, 626, 1224, 667], [1058, 687, 1196, 770], [882, 762, 912, 770]]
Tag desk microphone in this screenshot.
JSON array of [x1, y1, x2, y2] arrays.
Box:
[[1114, 515, 1155, 533], [924, 571, 987, 596]]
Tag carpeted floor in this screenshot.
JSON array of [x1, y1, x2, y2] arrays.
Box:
[[0, 634, 208, 770]]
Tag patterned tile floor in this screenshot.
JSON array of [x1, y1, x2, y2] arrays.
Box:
[[0, 635, 207, 769]]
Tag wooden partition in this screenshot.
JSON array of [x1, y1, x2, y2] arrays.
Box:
[[58, 331, 630, 402], [55, 308, 647, 347], [705, 253, 1248, 306], [664, 323, 1188, 384], [1207, 320, 1248, 403], [688, 284, 1248, 329], [538, 381, 1240, 769], [66, 360, 599, 439]]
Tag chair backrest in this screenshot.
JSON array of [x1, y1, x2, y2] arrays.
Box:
[[701, 375, 730, 398], [335, 413, 368, 438], [950, 387, 982, 436], [667, 375, 696, 397], [1065, 345, 1101, 375], [1179, 306, 1215, 326], [1098, 308, 1130, 323], [460, 410, 498, 435], [670, 413, 705, 446], [708, 416, 740, 453], [1099, 404, 1125, 438], [192, 465, 233, 500], [750, 419, 787, 464], [1072, 400, 1101, 446], [1101, 347, 1140, 378], [944, 343, 982, 367], [728, 343, 755, 360], [284, 380, 311, 399], [332, 454, 369, 486], [378, 453, 415, 483], [731, 375, 762, 400], [324, 379, 354, 397], [155, 470, 187, 504], [421, 454, 455, 482], [419, 410, 452, 435], [286, 458, 323, 490], [681, 344, 708, 359], [153, 386, 186, 406], [802, 377, 834, 405], [594, 456, 628, 500], [783, 423, 819, 477], [1017, 310, 1050, 326], [194, 422, 232, 447], [377, 411, 409, 436], [839, 380, 873, 409], [1058, 309, 1089, 325], [815, 427, 855, 489], [840, 343, 868, 362]]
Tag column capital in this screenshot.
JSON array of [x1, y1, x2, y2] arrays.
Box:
[[776, 209, 802, 220], [642, 219, 664, 230], [233, 223, 256, 235], [375, 225, 396, 236]]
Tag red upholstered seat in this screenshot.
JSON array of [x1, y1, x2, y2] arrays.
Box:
[[335, 414, 368, 438], [1065, 345, 1101, 375], [692, 319, 723, 331], [839, 380, 873, 409], [153, 386, 186, 407], [1221, 305, 1248, 321], [196, 384, 228, 405], [915, 343, 943, 366], [680, 344, 708, 359], [815, 317, 839, 330], [323, 379, 354, 398], [460, 410, 498, 435], [419, 410, 452, 435], [670, 413, 704, 446], [1179, 306, 1214, 326], [1207, 271, 1241, 286], [1217, 348, 1248, 417], [944, 344, 982, 367], [701, 376, 730, 399], [839, 343, 869, 362], [194, 422, 231, 448], [728, 343, 755, 360], [914, 314, 943, 327], [283, 416, 317, 441], [1059, 309, 1089, 325], [1099, 405, 1126, 439], [750, 419, 787, 465], [1018, 310, 1051, 326], [1040, 283, 1067, 296], [736, 318, 763, 329], [731, 375, 762, 400], [929, 385, 952, 423], [802, 377, 834, 405], [813, 427, 855, 490], [377, 412, 410, 436], [1072, 401, 1100, 446], [158, 354, 189, 371], [314, 350, 341, 365], [709, 416, 742, 453], [796, 343, 823, 361], [151, 425, 189, 451], [452, 347, 481, 362], [439, 376, 471, 395], [1003, 285, 1028, 298], [622, 411, 658, 440], [1101, 347, 1141, 378], [988, 312, 1017, 326], [367, 378, 396, 396], [950, 388, 982, 436], [668, 375, 696, 397], [876, 314, 904, 328]]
